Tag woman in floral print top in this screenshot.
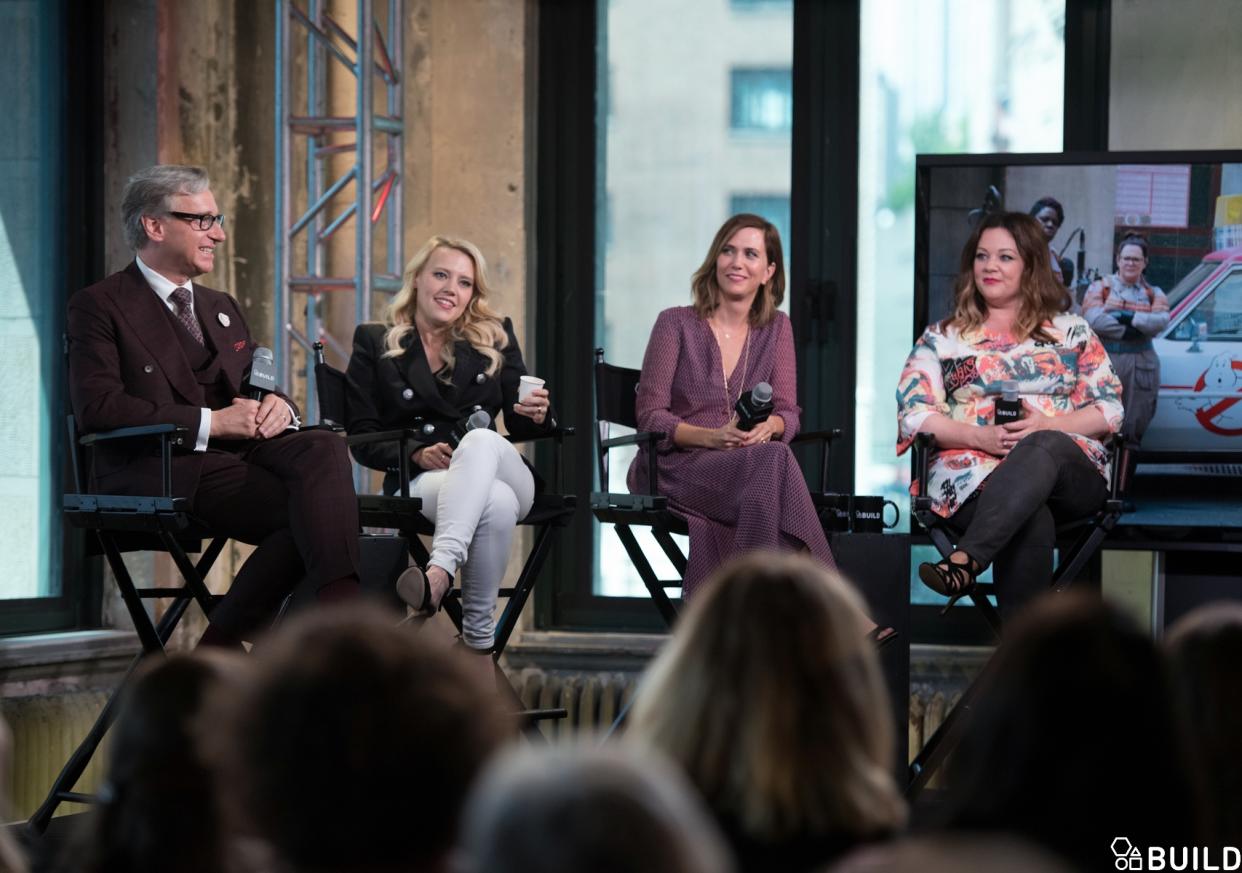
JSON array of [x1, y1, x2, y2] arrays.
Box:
[[896, 212, 1124, 617]]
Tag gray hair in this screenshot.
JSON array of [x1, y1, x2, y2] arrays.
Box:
[[460, 743, 734, 873], [121, 165, 211, 251]]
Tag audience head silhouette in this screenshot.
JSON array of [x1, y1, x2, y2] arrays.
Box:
[[627, 551, 905, 872], [1166, 602, 1242, 847], [213, 604, 512, 873], [943, 592, 1199, 867], [460, 743, 734, 873], [70, 650, 243, 873]]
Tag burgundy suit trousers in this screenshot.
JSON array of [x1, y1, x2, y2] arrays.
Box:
[[191, 428, 360, 638]]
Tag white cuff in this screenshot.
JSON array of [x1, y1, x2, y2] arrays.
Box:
[[196, 408, 211, 452]]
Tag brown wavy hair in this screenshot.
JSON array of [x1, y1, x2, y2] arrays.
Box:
[[383, 235, 509, 381], [627, 552, 906, 843], [943, 211, 1068, 344], [690, 213, 785, 327]]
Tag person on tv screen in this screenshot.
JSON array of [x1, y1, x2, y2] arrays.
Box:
[[1081, 233, 1169, 493], [896, 212, 1123, 618], [1029, 196, 1075, 306]]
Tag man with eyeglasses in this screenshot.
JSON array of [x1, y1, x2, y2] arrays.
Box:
[[67, 164, 361, 646]]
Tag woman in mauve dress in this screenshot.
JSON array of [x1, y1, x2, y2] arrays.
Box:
[[627, 213, 836, 598]]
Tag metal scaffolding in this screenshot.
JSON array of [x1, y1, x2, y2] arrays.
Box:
[[274, 0, 403, 420]]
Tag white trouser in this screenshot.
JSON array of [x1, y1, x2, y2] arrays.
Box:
[[407, 428, 535, 650]]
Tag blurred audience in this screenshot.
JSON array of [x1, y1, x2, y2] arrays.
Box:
[[830, 833, 1073, 873], [940, 593, 1199, 868], [626, 552, 905, 873], [460, 743, 733, 873], [210, 603, 512, 873], [54, 651, 243, 873], [1166, 602, 1242, 848]]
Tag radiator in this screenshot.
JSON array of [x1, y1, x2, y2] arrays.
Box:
[[2, 692, 110, 822], [507, 666, 961, 770], [509, 668, 640, 740]]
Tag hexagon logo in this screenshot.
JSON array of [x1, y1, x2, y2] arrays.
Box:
[[1111, 837, 1142, 870]]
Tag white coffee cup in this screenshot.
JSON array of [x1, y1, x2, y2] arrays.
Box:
[[518, 375, 546, 404]]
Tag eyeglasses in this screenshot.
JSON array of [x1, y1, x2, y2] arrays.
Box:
[[1118, 256, 1146, 263], [167, 211, 226, 231]]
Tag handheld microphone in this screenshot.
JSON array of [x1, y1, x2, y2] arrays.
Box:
[[447, 408, 492, 448], [995, 380, 1022, 425], [734, 382, 774, 431], [246, 347, 278, 400]]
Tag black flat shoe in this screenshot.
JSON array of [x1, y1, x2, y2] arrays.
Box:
[[918, 554, 982, 614]]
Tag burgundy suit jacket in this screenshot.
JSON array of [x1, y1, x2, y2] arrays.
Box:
[[67, 261, 295, 500]]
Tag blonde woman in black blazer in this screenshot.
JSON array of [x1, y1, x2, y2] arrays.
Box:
[[346, 236, 553, 671]]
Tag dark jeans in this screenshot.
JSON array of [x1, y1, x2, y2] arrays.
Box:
[[944, 430, 1107, 619]]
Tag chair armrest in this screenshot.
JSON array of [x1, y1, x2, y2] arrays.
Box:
[[79, 424, 191, 499], [79, 423, 189, 446], [344, 428, 423, 447], [346, 429, 424, 498], [912, 432, 936, 503], [299, 422, 344, 433], [791, 428, 844, 494], [791, 428, 843, 445], [600, 430, 664, 450], [508, 425, 576, 446]]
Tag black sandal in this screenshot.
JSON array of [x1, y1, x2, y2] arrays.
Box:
[[918, 553, 982, 614]]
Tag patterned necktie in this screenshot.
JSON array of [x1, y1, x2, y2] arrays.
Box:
[[169, 286, 205, 346]]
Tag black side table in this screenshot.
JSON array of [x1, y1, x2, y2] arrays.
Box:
[[829, 531, 911, 775]]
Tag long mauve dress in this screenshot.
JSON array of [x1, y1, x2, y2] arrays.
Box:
[[627, 306, 836, 596]]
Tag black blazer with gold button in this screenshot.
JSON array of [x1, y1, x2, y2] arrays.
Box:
[[345, 320, 553, 495]]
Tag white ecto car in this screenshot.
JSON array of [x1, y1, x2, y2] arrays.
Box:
[[1144, 246, 1242, 459]]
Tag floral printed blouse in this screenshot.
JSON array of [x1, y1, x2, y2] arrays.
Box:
[[896, 313, 1125, 518]]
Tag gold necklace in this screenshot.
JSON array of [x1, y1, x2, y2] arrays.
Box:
[[710, 318, 751, 415]]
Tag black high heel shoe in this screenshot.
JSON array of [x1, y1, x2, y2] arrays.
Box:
[[918, 553, 982, 614], [395, 566, 448, 621]]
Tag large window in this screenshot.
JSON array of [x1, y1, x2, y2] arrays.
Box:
[[1, 0, 95, 634], [854, 0, 1065, 522]]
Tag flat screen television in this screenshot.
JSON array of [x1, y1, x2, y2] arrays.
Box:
[[915, 150, 1242, 469]]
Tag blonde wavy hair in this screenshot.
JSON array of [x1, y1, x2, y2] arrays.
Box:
[[943, 211, 1068, 345], [383, 235, 508, 380], [626, 552, 906, 844], [690, 213, 785, 328]]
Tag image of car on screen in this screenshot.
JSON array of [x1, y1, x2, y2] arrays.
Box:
[[1143, 246, 1242, 458]]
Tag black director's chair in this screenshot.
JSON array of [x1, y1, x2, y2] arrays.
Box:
[[29, 415, 227, 834], [590, 347, 846, 630], [906, 431, 1125, 796], [311, 345, 575, 718]]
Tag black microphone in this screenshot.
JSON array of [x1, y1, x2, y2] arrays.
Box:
[[246, 347, 278, 400], [734, 382, 774, 431], [447, 408, 492, 448], [994, 380, 1022, 425]]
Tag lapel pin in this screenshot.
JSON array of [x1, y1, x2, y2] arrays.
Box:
[[218, 312, 231, 327], [402, 388, 414, 400], [233, 340, 246, 352], [475, 373, 486, 384]]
